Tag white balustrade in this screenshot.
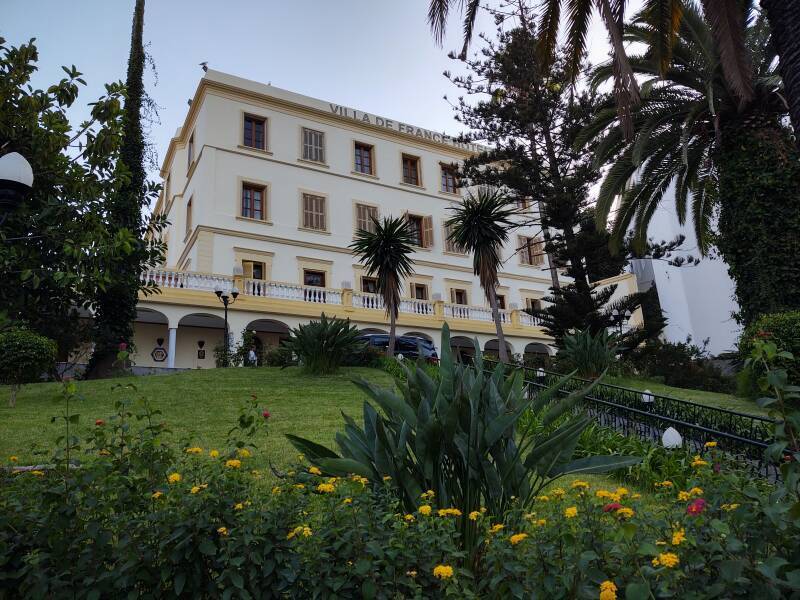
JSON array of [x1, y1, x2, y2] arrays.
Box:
[[353, 292, 385, 310], [519, 311, 542, 327], [242, 279, 341, 305], [399, 298, 434, 316]]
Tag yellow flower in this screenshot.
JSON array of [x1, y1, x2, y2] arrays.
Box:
[[535, 495, 550, 502], [151, 490, 164, 499], [688, 487, 704, 497], [596, 490, 612, 499], [433, 564, 454, 579], [704, 441, 717, 448], [615, 487, 629, 498], [404, 514, 415, 522], [98, 449, 111, 456], [421, 489, 436, 500], [677, 491, 691, 501], [209, 449, 220, 458], [671, 528, 686, 546], [600, 580, 618, 600], [251, 470, 261, 478], [271, 486, 281, 495], [652, 552, 680, 568], [615, 507, 634, 519], [631, 493, 642, 500], [190, 486, 201, 494], [691, 456, 709, 468], [571, 481, 589, 490], [564, 506, 578, 519], [437, 508, 462, 517], [655, 480, 674, 489], [551, 487, 566, 498], [509, 533, 528, 545], [468, 511, 480, 521], [490, 523, 505, 534], [721, 503, 740, 512], [316, 483, 335, 493], [327, 476, 339, 483], [343, 497, 353, 505], [234, 502, 244, 510], [167, 472, 182, 483], [9, 456, 18, 463], [406, 570, 417, 577], [287, 525, 313, 540], [225, 459, 241, 469], [383, 475, 392, 481], [217, 527, 228, 536], [656, 540, 667, 546], [306, 466, 322, 476], [30, 470, 45, 476], [294, 483, 306, 490], [236, 448, 252, 458], [534, 518, 547, 527], [185, 447, 203, 455], [418, 505, 432, 516]]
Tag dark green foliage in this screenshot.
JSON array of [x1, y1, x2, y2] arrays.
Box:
[[349, 216, 416, 357], [557, 328, 617, 378], [623, 338, 734, 394], [0, 328, 57, 407], [281, 313, 367, 375], [288, 324, 639, 554], [0, 38, 165, 358], [739, 311, 800, 393], [89, 0, 163, 376]]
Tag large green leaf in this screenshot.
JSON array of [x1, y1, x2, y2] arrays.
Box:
[[316, 457, 375, 479], [551, 454, 642, 476], [285, 434, 340, 461]]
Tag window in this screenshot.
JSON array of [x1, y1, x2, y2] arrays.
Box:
[[451, 288, 468, 305], [242, 260, 265, 280], [496, 294, 506, 310], [165, 175, 171, 203], [187, 133, 194, 169], [519, 235, 545, 266], [355, 203, 378, 233], [361, 276, 378, 294], [526, 298, 542, 311], [406, 214, 433, 248], [402, 154, 421, 185], [302, 127, 325, 163], [303, 269, 326, 287], [412, 283, 428, 300], [354, 142, 374, 175], [243, 115, 267, 150], [443, 221, 465, 254], [441, 164, 458, 193], [242, 183, 266, 220], [516, 197, 531, 212], [302, 193, 327, 231], [185, 197, 192, 238]]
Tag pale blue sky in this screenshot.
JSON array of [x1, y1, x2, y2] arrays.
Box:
[[4, 0, 624, 190]]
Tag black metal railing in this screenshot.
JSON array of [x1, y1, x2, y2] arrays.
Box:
[[483, 359, 778, 478]]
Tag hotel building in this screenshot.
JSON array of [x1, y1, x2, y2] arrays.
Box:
[[132, 70, 638, 369]]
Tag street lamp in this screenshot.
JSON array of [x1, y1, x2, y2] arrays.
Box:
[[214, 285, 239, 367], [611, 309, 632, 334], [0, 152, 34, 224]]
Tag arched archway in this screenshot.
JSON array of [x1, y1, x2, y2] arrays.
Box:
[[450, 335, 476, 362], [524, 342, 552, 368], [177, 313, 227, 369], [404, 331, 434, 343], [359, 327, 389, 336], [246, 319, 290, 350], [132, 308, 172, 368], [484, 339, 514, 358]]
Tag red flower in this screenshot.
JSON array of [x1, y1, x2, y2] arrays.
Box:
[[687, 498, 707, 515], [603, 502, 623, 512], [262, 410, 271, 419], [95, 419, 105, 426], [118, 342, 128, 351]]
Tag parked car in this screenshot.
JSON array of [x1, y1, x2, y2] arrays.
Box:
[[357, 334, 438, 362]]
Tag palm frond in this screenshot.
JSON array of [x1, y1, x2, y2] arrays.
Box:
[[701, 0, 754, 104], [537, 0, 562, 66], [643, 0, 684, 72]]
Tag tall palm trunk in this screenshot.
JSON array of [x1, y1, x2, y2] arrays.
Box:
[[762, 0, 800, 147], [487, 286, 510, 363], [388, 308, 397, 358]]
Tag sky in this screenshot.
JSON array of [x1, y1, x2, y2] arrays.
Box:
[[4, 0, 636, 194]]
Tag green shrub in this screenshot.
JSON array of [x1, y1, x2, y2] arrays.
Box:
[[262, 345, 296, 367], [288, 324, 639, 554], [0, 328, 57, 407], [739, 311, 800, 396], [557, 328, 617, 378], [379, 354, 440, 381], [280, 313, 367, 375]]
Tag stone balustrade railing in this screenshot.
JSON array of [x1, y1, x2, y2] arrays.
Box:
[[140, 268, 545, 329]]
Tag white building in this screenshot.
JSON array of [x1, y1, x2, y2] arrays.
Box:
[[131, 70, 637, 369]]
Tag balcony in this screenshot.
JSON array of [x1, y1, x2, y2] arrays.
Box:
[[139, 268, 546, 331]]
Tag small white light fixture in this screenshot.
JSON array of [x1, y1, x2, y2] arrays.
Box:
[[642, 389, 654, 404], [662, 427, 683, 449], [536, 367, 546, 379], [396, 353, 404, 361], [0, 152, 34, 217]]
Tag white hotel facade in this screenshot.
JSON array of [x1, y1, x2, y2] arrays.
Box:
[[132, 70, 638, 369]]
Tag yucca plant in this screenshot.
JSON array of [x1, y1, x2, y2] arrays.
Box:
[[280, 313, 366, 375], [287, 324, 639, 553], [559, 328, 619, 379]]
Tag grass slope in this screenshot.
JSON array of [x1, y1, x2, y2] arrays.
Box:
[[0, 367, 393, 469], [607, 375, 766, 416]]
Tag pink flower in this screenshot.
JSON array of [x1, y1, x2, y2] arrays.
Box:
[[687, 498, 707, 516], [95, 419, 105, 426], [603, 502, 623, 512], [262, 410, 271, 419], [118, 342, 128, 351]]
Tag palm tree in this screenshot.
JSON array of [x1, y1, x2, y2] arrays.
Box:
[[350, 216, 416, 357], [581, 3, 800, 324], [762, 0, 800, 144], [446, 187, 517, 363]]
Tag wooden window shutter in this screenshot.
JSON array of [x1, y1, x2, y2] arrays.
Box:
[[422, 216, 434, 248], [532, 236, 544, 266], [242, 261, 254, 279], [449, 288, 456, 303]]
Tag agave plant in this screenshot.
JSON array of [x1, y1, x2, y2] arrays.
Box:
[[280, 313, 366, 375], [559, 328, 619, 379], [288, 324, 639, 552]]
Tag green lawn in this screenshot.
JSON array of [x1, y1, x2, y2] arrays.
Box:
[[0, 367, 393, 469], [607, 375, 765, 416]]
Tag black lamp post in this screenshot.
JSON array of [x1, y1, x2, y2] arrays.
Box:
[[0, 152, 34, 225], [611, 309, 632, 334], [214, 285, 239, 367]]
